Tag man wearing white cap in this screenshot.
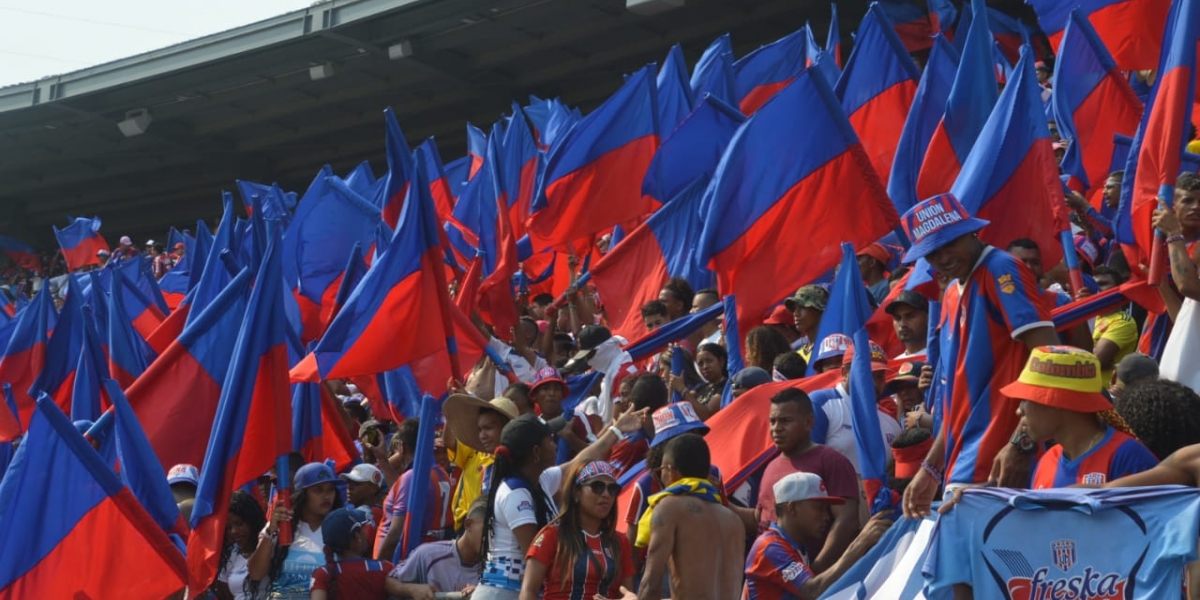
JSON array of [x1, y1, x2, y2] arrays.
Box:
[[743, 473, 891, 600], [340, 464, 386, 527]]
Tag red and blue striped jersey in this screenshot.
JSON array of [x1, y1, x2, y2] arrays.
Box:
[[743, 524, 812, 600], [936, 246, 1052, 484], [1032, 428, 1159, 489]]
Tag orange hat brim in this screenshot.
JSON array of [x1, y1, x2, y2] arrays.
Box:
[[1000, 381, 1113, 413]]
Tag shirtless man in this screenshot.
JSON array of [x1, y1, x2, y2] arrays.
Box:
[[603, 433, 744, 600]]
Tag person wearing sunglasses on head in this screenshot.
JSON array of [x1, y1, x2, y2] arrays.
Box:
[[520, 461, 633, 600]]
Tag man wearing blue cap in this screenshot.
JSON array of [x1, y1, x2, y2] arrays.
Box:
[[898, 193, 1059, 520]]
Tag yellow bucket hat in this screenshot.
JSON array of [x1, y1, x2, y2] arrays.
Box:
[[1000, 346, 1113, 413]]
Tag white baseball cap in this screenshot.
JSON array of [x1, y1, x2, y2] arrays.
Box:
[[773, 472, 845, 505], [339, 464, 385, 488], [167, 463, 200, 487]]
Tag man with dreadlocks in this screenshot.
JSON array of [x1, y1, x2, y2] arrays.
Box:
[[1001, 347, 1157, 488]]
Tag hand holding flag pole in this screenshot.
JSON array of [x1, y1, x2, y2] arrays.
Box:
[[1148, 193, 1174, 285], [1059, 230, 1085, 297], [274, 455, 293, 546]]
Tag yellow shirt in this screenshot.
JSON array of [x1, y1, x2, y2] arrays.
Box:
[[1093, 311, 1138, 384], [798, 344, 812, 365], [450, 440, 494, 529]]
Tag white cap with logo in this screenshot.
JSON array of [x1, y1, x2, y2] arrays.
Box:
[[773, 472, 845, 505]]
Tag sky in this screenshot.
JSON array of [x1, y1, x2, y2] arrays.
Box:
[[0, 1, 316, 87]]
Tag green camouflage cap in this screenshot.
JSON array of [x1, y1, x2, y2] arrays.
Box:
[[783, 285, 828, 312]]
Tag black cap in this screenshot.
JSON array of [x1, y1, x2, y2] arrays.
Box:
[[571, 325, 612, 362], [1115, 353, 1158, 385], [885, 290, 929, 316], [500, 413, 565, 455]]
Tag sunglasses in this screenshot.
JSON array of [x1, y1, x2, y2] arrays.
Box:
[[584, 481, 622, 496]]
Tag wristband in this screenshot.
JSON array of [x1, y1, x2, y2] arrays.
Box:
[[1165, 234, 1186, 245], [919, 461, 943, 485], [607, 425, 625, 441]]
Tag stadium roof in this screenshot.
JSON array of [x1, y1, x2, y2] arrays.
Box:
[[0, 0, 1029, 246]]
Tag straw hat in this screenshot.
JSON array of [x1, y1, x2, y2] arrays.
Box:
[[443, 394, 520, 452]]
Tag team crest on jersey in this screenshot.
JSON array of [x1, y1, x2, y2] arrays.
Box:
[[1081, 472, 1107, 486], [997, 273, 1016, 294], [1052, 539, 1076, 572]]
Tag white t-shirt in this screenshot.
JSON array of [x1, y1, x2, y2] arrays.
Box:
[[819, 383, 902, 476], [479, 467, 562, 591], [893, 349, 927, 361], [489, 337, 548, 397], [268, 522, 326, 599], [218, 545, 269, 600]]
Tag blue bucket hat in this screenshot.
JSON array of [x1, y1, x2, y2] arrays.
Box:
[[649, 402, 709, 447], [294, 462, 340, 491], [899, 193, 989, 263]]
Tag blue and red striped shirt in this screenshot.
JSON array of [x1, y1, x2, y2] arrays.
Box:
[[743, 524, 812, 600], [1032, 427, 1158, 488], [935, 246, 1052, 484]]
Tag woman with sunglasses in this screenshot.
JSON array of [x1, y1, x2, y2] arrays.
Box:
[[519, 461, 633, 600]]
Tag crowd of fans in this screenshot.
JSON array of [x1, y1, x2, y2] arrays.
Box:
[[9, 37, 1200, 600]]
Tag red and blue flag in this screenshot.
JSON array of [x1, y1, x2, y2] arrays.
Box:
[[916, 0, 998, 200], [0, 235, 40, 272], [951, 47, 1071, 267], [127, 268, 253, 471], [828, 4, 842, 67], [527, 65, 660, 251], [104, 273, 155, 388], [889, 34, 961, 217], [293, 142, 486, 393], [106, 379, 189, 544], [1052, 9, 1145, 193], [697, 68, 900, 346], [0, 286, 55, 428], [835, 3, 922, 187], [0, 396, 187, 598], [642, 94, 746, 207], [282, 172, 382, 343], [732, 28, 806, 115], [53, 216, 108, 272], [878, 0, 938, 52], [29, 278, 86, 415], [1125, 0, 1198, 272], [380, 108, 414, 229], [589, 177, 714, 341], [1028, 0, 1171, 70], [187, 229, 292, 592], [291, 380, 358, 472]]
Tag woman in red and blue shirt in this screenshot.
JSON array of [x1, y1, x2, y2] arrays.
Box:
[[521, 461, 633, 600]]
